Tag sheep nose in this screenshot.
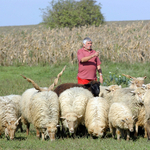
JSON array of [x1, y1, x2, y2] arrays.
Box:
[[50, 138, 55, 142], [130, 128, 134, 132], [70, 128, 74, 133]]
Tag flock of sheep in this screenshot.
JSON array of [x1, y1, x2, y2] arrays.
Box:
[[0, 65, 150, 142]]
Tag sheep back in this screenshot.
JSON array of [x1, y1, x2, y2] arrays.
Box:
[[21, 88, 38, 123], [85, 97, 109, 136], [111, 88, 141, 117], [29, 91, 59, 129], [59, 87, 94, 118], [109, 102, 134, 130], [54, 81, 100, 97]]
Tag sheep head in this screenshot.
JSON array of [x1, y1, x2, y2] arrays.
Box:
[[84, 81, 100, 97], [3, 117, 21, 140], [121, 117, 134, 132], [131, 87, 146, 104], [60, 112, 82, 134], [122, 74, 147, 88]]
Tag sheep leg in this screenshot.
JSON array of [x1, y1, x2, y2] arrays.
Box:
[[120, 129, 125, 139], [116, 128, 121, 141], [57, 125, 61, 138], [36, 129, 40, 139], [109, 123, 113, 134], [26, 123, 30, 135], [112, 128, 116, 139], [41, 132, 45, 140], [61, 126, 66, 139], [109, 123, 116, 139], [15, 119, 23, 132], [147, 131, 150, 140], [134, 122, 138, 137], [126, 130, 130, 141], [19, 122, 23, 132], [144, 127, 148, 138]]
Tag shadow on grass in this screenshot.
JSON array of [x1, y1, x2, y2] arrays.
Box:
[[15, 136, 27, 141]]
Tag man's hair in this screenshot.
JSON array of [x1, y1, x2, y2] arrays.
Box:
[[83, 37, 92, 45]]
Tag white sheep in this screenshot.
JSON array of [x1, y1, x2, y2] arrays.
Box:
[[0, 95, 23, 132], [0, 98, 21, 140], [85, 97, 109, 138], [110, 88, 142, 118], [59, 87, 94, 137], [130, 87, 150, 138], [20, 66, 65, 140], [100, 85, 143, 137], [109, 102, 135, 141], [21, 88, 59, 141], [29, 90, 59, 141], [21, 88, 40, 135]]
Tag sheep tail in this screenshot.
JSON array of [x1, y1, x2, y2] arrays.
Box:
[[21, 75, 46, 92]]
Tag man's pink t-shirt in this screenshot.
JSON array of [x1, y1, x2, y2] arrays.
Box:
[[77, 48, 101, 80]]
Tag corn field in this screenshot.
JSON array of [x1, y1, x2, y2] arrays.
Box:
[[0, 20, 150, 66]]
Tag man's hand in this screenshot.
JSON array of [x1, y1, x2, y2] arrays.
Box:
[[93, 51, 100, 57]]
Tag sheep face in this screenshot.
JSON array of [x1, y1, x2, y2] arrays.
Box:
[[88, 125, 105, 137], [4, 117, 21, 140], [131, 87, 146, 103], [47, 125, 57, 141], [4, 121, 18, 140], [121, 117, 134, 132], [90, 82, 100, 97], [61, 113, 82, 134], [132, 77, 146, 87], [84, 81, 100, 97]]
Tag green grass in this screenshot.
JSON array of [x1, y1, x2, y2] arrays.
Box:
[[0, 60, 150, 95], [0, 127, 150, 150], [0, 61, 150, 149]]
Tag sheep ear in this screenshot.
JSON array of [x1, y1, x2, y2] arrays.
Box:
[[77, 115, 82, 118], [105, 89, 111, 92], [84, 83, 91, 88], [132, 116, 136, 120], [102, 127, 105, 130], [88, 129, 94, 134], [15, 117, 21, 126], [60, 116, 66, 120], [130, 91, 136, 95], [2, 125, 7, 128], [121, 119, 125, 123], [7, 121, 11, 126], [56, 125, 61, 128], [142, 84, 146, 87]]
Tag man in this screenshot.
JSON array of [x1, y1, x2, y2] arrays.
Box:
[[77, 37, 103, 84]]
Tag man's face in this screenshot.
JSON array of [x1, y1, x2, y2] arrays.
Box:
[[83, 41, 92, 50]]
